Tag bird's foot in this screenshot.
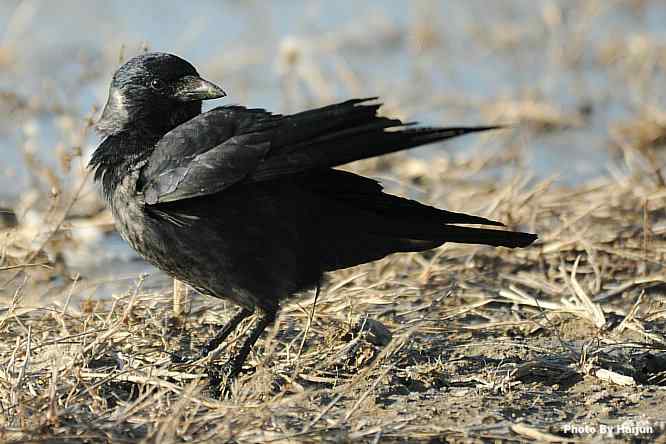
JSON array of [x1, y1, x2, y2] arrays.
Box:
[[199, 336, 224, 359], [207, 359, 257, 398], [168, 350, 196, 364], [207, 359, 244, 398], [170, 339, 222, 364]]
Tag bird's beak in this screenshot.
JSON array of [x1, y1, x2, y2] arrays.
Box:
[[172, 75, 226, 101]]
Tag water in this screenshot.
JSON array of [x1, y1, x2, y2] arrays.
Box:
[[1, 0, 665, 285]]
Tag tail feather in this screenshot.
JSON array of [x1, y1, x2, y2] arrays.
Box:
[[305, 168, 537, 251], [438, 225, 537, 248], [355, 191, 506, 228]]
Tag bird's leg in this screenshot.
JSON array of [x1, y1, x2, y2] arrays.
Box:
[[208, 311, 275, 398], [171, 307, 252, 363], [199, 308, 253, 358]]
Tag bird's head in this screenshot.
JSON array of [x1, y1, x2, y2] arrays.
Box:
[[96, 52, 226, 136]]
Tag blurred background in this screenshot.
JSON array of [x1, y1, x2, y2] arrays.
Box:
[[1, 0, 665, 302]]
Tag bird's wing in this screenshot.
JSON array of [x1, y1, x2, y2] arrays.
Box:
[[141, 99, 499, 204], [141, 106, 278, 204], [248, 98, 499, 181]]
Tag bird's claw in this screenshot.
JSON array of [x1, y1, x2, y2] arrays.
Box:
[[168, 350, 196, 364], [169, 341, 219, 365], [207, 360, 243, 398], [199, 339, 220, 359]]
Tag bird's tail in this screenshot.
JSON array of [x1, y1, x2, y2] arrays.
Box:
[[436, 225, 537, 248]]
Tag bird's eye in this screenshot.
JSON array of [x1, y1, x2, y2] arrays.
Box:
[[150, 78, 166, 91]]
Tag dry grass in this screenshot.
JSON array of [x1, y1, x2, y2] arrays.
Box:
[[1, 146, 665, 443], [2, 1, 666, 442]]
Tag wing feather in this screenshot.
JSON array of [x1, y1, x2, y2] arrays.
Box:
[[140, 99, 500, 205]]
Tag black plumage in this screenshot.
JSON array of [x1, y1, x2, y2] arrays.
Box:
[[90, 52, 537, 390]]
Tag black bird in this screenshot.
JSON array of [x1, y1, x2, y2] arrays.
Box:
[[90, 52, 536, 389]]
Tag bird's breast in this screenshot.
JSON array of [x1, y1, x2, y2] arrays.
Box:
[[108, 172, 156, 261]]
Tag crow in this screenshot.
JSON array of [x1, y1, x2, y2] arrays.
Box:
[[90, 52, 536, 391]]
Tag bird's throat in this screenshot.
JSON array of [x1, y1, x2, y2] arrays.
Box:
[[89, 132, 157, 201]]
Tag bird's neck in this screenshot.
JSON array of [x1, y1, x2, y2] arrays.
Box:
[[89, 129, 160, 201], [96, 87, 202, 136], [91, 96, 203, 200]]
